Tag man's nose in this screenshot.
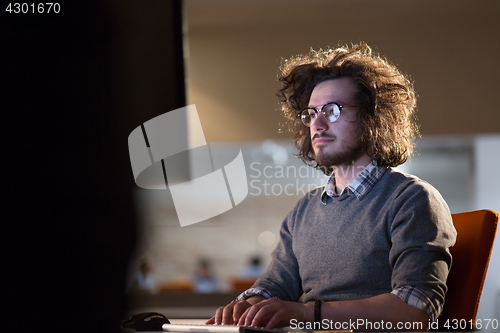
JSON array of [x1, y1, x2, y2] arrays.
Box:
[[311, 111, 329, 131]]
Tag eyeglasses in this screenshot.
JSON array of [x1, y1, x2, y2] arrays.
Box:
[[297, 102, 356, 127]]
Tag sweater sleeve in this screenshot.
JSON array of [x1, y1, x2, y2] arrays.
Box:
[[389, 179, 457, 315], [250, 208, 303, 302]]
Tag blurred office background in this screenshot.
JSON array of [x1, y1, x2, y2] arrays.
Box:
[[126, 0, 500, 326]]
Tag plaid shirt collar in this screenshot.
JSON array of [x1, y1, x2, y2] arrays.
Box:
[[321, 160, 387, 203]]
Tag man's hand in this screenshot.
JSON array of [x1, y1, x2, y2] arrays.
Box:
[[237, 298, 311, 329], [206, 296, 264, 326], [206, 297, 311, 329]]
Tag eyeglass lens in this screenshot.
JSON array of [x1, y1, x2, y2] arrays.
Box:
[[301, 103, 341, 126]]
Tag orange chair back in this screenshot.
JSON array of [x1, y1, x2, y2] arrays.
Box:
[[439, 209, 498, 323]]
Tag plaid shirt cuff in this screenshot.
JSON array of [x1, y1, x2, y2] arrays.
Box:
[[236, 288, 277, 301], [392, 285, 442, 322]]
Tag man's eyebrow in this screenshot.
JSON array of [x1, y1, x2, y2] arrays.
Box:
[[308, 101, 343, 108]]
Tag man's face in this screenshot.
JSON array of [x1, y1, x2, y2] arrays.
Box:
[[308, 78, 365, 168]]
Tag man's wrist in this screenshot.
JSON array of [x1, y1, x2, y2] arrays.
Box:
[[246, 295, 266, 305], [301, 301, 316, 323]]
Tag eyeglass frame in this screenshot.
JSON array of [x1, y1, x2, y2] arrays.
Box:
[[297, 102, 356, 127]]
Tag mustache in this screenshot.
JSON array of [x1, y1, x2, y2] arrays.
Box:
[[312, 133, 336, 141]]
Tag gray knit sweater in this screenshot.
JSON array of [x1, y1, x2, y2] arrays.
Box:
[[253, 168, 457, 308]]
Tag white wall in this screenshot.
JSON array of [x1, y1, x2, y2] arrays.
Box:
[[474, 135, 500, 327]]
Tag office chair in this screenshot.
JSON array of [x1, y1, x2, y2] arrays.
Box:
[[439, 209, 498, 327]]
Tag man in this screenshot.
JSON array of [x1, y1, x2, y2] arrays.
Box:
[[207, 43, 456, 330]]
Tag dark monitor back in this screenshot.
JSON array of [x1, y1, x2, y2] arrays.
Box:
[[2, 1, 186, 332]]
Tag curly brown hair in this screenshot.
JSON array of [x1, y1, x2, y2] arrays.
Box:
[[278, 42, 419, 173]]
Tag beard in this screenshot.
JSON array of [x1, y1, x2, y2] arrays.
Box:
[[314, 134, 367, 169]]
